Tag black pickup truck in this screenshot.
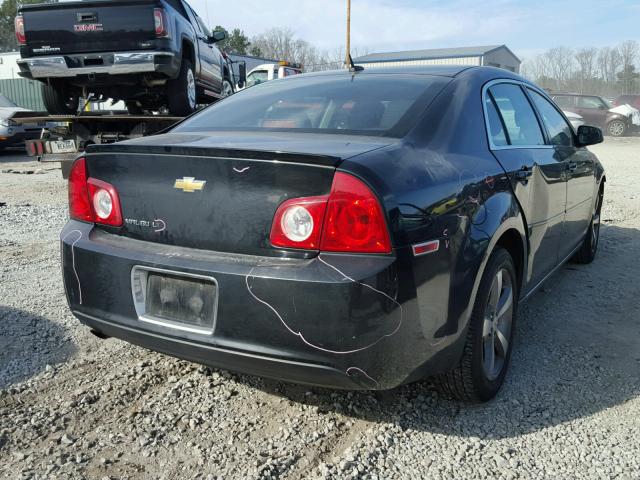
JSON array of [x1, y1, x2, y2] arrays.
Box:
[[16, 0, 237, 115]]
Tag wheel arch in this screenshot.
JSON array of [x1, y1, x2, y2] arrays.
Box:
[[180, 38, 196, 68]]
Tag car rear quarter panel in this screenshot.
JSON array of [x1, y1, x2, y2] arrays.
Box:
[[340, 70, 528, 377]]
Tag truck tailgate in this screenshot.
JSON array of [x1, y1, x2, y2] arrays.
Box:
[[22, 0, 159, 56]]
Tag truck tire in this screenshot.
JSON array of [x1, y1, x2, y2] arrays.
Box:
[[168, 59, 197, 116], [221, 78, 234, 98], [41, 84, 79, 115], [126, 101, 143, 115]]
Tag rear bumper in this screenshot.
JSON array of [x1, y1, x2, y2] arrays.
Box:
[[17, 51, 176, 79], [61, 221, 460, 390]]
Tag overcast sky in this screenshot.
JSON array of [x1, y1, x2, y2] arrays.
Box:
[[187, 0, 640, 60]]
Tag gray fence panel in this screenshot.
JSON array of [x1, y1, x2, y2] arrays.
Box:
[[0, 78, 45, 111]]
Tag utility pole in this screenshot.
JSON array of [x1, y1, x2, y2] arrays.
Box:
[[345, 0, 351, 68]]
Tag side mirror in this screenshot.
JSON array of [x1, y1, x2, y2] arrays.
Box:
[[208, 31, 226, 43], [237, 61, 246, 89], [576, 125, 603, 147]]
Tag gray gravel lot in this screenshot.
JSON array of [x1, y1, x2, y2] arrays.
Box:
[[1, 138, 639, 480]]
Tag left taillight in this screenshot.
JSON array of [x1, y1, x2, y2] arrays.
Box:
[[270, 172, 392, 254], [15, 15, 25, 45], [154, 8, 169, 38], [68, 157, 123, 227]]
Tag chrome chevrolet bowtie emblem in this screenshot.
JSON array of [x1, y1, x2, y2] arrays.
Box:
[[174, 177, 206, 193]]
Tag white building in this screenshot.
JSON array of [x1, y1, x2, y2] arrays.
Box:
[[0, 52, 22, 80], [354, 45, 521, 73]]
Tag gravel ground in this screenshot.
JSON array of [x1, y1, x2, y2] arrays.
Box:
[[1, 138, 639, 480]]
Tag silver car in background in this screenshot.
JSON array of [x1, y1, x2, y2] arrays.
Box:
[[0, 94, 49, 151]]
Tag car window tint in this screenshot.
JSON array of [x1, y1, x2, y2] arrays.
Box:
[[484, 96, 508, 146], [174, 74, 450, 137], [528, 90, 574, 147], [577, 96, 605, 109], [489, 84, 544, 146]]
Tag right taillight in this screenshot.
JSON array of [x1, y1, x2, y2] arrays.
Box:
[[270, 172, 391, 254], [68, 157, 123, 227], [154, 8, 169, 38], [15, 15, 25, 45]]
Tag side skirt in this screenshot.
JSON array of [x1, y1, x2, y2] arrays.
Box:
[[518, 240, 583, 304]]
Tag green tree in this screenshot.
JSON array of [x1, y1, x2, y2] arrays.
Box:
[[0, 0, 52, 52], [213, 25, 260, 56]]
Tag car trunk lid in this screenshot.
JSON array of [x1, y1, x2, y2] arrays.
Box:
[[84, 132, 392, 256]]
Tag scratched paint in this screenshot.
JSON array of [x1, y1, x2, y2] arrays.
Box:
[[245, 257, 403, 355]]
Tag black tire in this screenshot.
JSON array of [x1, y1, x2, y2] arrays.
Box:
[[221, 77, 234, 98], [572, 187, 603, 264], [607, 119, 626, 137], [435, 247, 518, 402], [126, 101, 143, 115], [41, 84, 79, 115], [167, 58, 197, 116]]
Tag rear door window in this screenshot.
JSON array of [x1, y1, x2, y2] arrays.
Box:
[[484, 96, 508, 146], [528, 89, 574, 147], [577, 96, 607, 109], [489, 83, 545, 146], [553, 95, 575, 109]]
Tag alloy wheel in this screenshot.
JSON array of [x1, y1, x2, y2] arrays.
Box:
[[482, 268, 514, 381], [608, 121, 625, 137], [221, 80, 233, 98], [591, 195, 602, 254], [187, 69, 197, 109]]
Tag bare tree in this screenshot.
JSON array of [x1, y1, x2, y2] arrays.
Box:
[[575, 47, 598, 93], [597, 47, 622, 85], [617, 40, 639, 93], [251, 28, 330, 72], [544, 47, 574, 90]]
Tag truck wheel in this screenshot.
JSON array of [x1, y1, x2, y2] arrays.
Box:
[[168, 59, 197, 116], [126, 101, 143, 115], [41, 84, 79, 115], [221, 78, 234, 98], [607, 119, 626, 137]]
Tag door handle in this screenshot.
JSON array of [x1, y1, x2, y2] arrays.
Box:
[[567, 161, 578, 172], [515, 166, 533, 184]]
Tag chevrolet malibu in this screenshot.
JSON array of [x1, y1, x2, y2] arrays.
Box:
[[61, 66, 605, 402]]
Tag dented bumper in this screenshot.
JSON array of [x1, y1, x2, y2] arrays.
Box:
[[61, 221, 456, 390]]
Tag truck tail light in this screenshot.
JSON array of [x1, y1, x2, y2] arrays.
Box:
[[68, 157, 123, 227], [270, 172, 391, 254], [15, 15, 25, 45], [154, 8, 169, 38]]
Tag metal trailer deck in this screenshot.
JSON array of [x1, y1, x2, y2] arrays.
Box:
[[11, 110, 183, 177]]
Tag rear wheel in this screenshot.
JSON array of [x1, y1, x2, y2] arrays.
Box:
[[167, 59, 197, 116], [607, 119, 626, 137], [221, 78, 234, 98], [572, 188, 603, 264], [125, 101, 143, 115], [41, 84, 79, 115], [435, 248, 518, 402]]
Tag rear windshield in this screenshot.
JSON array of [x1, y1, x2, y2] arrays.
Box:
[[174, 73, 450, 137]]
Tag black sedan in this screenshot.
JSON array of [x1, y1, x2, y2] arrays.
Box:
[[61, 66, 605, 402]]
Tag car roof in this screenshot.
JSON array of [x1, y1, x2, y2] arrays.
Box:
[[299, 65, 523, 80]]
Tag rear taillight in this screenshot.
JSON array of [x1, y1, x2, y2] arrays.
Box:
[[270, 196, 328, 250], [270, 172, 391, 254], [154, 8, 169, 38], [68, 158, 93, 223], [68, 157, 123, 227], [87, 178, 123, 227], [15, 15, 25, 45]]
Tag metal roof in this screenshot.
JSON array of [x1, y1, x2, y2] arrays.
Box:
[[354, 45, 521, 64]]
